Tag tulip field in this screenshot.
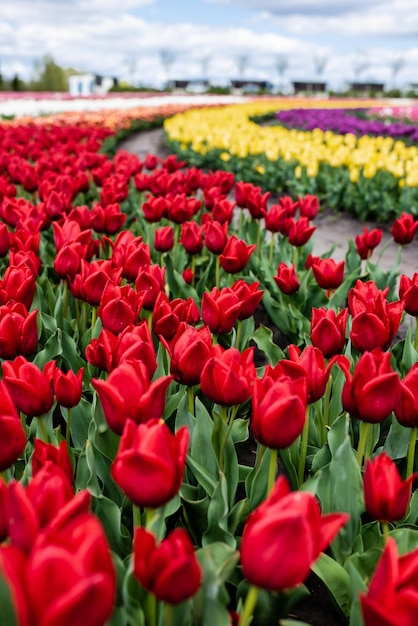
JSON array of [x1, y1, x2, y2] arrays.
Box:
[[1, 93, 418, 626]]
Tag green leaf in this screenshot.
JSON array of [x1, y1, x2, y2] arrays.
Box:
[[186, 455, 218, 497], [231, 419, 249, 444], [383, 417, 411, 460], [191, 400, 219, 484], [194, 544, 237, 626], [311, 552, 352, 617], [0, 571, 17, 626], [390, 527, 418, 555], [75, 439, 102, 496], [202, 474, 236, 548], [252, 324, 284, 366], [310, 417, 364, 564], [92, 495, 132, 558]]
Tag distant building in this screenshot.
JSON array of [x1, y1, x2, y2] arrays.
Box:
[[292, 81, 327, 95], [167, 79, 210, 93], [69, 74, 118, 96], [348, 82, 385, 96], [230, 79, 273, 94]]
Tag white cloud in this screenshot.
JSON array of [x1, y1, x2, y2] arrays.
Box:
[[0, 0, 416, 90]]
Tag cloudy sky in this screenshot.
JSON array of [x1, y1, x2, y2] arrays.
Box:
[[1, 0, 417, 91]]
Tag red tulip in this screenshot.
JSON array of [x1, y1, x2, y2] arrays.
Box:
[[70, 259, 122, 306], [0, 545, 31, 626], [0, 262, 37, 309], [274, 262, 300, 295], [98, 282, 145, 335], [231, 279, 264, 320], [112, 418, 189, 508], [287, 216, 316, 246], [135, 264, 166, 310], [219, 235, 256, 274], [0, 301, 38, 360], [162, 323, 213, 386], [310, 307, 348, 357], [31, 439, 73, 486], [203, 220, 228, 254], [167, 193, 200, 223], [212, 198, 235, 224], [308, 256, 345, 291], [180, 221, 204, 255], [363, 452, 415, 523], [90, 202, 127, 235], [251, 365, 307, 449], [110, 230, 151, 282], [348, 279, 404, 352], [25, 499, 116, 626], [92, 360, 172, 435], [341, 348, 401, 423], [240, 476, 348, 591], [142, 195, 169, 223], [391, 212, 418, 245], [355, 226, 382, 260], [285, 344, 346, 404], [133, 527, 202, 604], [202, 286, 242, 335], [0, 380, 27, 472], [360, 537, 418, 626], [394, 363, 418, 428], [264, 204, 293, 235], [2, 356, 55, 418], [200, 345, 255, 406], [298, 194, 320, 219], [399, 273, 418, 317], [154, 225, 174, 252], [53, 367, 83, 409]]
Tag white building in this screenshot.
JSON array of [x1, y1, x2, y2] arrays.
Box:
[[69, 74, 118, 97]]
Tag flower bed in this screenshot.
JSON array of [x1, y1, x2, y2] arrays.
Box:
[[0, 108, 417, 626], [164, 99, 418, 221]]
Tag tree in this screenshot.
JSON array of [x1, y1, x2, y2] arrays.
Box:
[[11, 73, 24, 91], [31, 54, 68, 92]]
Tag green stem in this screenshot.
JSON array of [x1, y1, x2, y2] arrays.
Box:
[[191, 255, 196, 287], [414, 317, 418, 351], [133, 504, 142, 529], [407, 427, 418, 478], [356, 421, 371, 468], [268, 235, 275, 265], [292, 245, 299, 269], [240, 585, 260, 626], [254, 442, 266, 473], [267, 448, 278, 495], [235, 319, 243, 350], [165, 604, 173, 626], [256, 220, 261, 257], [188, 386, 195, 417], [145, 507, 155, 529], [146, 592, 157, 626], [297, 406, 310, 486], [63, 280, 69, 320], [66, 407, 71, 447], [322, 374, 332, 445], [219, 406, 235, 472], [381, 521, 390, 543], [91, 307, 97, 338], [215, 255, 220, 289], [238, 209, 244, 238], [37, 415, 49, 443], [0, 469, 11, 484]]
